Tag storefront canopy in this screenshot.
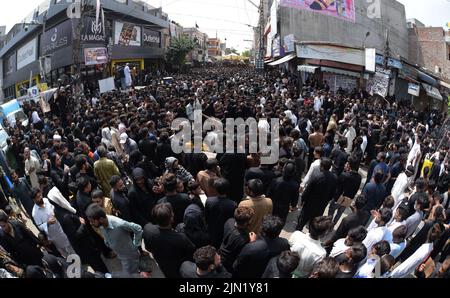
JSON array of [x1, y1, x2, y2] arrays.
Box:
[[321, 67, 361, 78], [297, 65, 319, 73], [268, 53, 297, 66], [422, 83, 443, 101]]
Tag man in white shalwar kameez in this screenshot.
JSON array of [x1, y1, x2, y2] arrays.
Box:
[[32, 188, 74, 258]]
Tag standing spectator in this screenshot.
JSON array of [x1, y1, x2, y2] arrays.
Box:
[[362, 208, 393, 254], [290, 216, 333, 278], [362, 171, 386, 213], [94, 146, 120, 197], [31, 188, 74, 258], [205, 178, 237, 248], [110, 176, 132, 222], [157, 174, 191, 227], [262, 251, 300, 278], [234, 215, 289, 278], [267, 162, 299, 223], [86, 203, 143, 277], [179, 245, 231, 278], [24, 147, 40, 189], [238, 179, 273, 235], [296, 158, 337, 231], [197, 159, 221, 197], [143, 203, 195, 278]]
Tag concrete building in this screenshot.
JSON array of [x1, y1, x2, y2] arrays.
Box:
[[0, 0, 168, 100], [183, 27, 208, 64], [207, 38, 222, 58], [0, 26, 6, 40]]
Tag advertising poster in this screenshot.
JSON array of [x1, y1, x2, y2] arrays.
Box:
[[143, 29, 161, 47], [367, 66, 391, 98], [280, 0, 355, 22], [284, 34, 295, 53], [115, 21, 141, 46], [17, 37, 37, 70], [41, 20, 73, 55], [408, 83, 420, 97], [99, 77, 116, 94], [84, 47, 108, 66]]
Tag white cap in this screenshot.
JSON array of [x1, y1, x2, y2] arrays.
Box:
[[53, 134, 62, 141], [120, 133, 128, 144]]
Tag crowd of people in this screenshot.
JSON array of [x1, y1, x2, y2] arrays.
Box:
[[0, 65, 449, 278]]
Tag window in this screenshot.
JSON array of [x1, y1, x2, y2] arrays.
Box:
[[3, 86, 15, 100]]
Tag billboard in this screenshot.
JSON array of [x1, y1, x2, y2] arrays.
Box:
[[365, 48, 376, 72], [114, 21, 141, 46], [42, 20, 73, 55], [81, 17, 106, 44], [4, 52, 16, 75], [143, 29, 161, 48], [17, 38, 37, 70], [280, 0, 355, 23], [284, 34, 295, 53], [84, 47, 108, 66]]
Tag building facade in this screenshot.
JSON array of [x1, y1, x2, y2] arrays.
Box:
[[408, 24, 450, 82], [183, 27, 208, 64], [207, 38, 222, 58], [0, 0, 168, 100]]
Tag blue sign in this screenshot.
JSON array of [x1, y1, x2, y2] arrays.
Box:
[[375, 54, 402, 69]]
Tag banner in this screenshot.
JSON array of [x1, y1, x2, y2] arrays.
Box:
[[42, 20, 73, 55], [365, 48, 376, 73], [17, 37, 37, 70], [142, 29, 161, 47], [270, 0, 279, 38], [280, 0, 355, 23], [81, 17, 106, 43], [273, 36, 281, 57], [99, 77, 116, 94], [297, 44, 365, 66], [368, 66, 391, 97], [284, 34, 295, 53], [84, 47, 108, 66], [408, 83, 420, 96], [114, 21, 141, 46]]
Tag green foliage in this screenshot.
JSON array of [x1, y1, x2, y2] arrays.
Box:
[[166, 36, 196, 67], [242, 50, 251, 57]]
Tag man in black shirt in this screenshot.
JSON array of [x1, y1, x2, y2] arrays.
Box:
[[330, 137, 349, 176], [262, 250, 300, 278], [157, 174, 190, 227], [328, 157, 362, 224], [179, 245, 231, 278], [219, 207, 254, 273], [205, 178, 237, 248], [143, 203, 195, 278], [233, 215, 290, 278]]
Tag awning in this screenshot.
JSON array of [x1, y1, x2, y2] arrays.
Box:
[[418, 71, 438, 86], [268, 53, 297, 66], [439, 80, 450, 90], [264, 58, 274, 64], [298, 65, 319, 73], [321, 66, 361, 78], [422, 83, 443, 101]]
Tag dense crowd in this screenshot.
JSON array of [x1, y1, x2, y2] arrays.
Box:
[[0, 65, 449, 278]]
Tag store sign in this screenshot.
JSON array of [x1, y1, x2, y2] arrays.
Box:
[[297, 44, 364, 66], [84, 47, 108, 66], [273, 36, 281, 57], [42, 20, 73, 55], [368, 66, 391, 97], [114, 21, 141, 46], [270, 0, 279, 38], [143, 29, 161, 47], [284, 34, 295, 53], [365, 48, 376, 72], [17, 38, 37, 70], [408, 83, 420, 96], [81, 17, 106, 43]]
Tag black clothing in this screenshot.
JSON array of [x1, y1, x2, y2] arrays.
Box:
[[205, 196, 237, 248], [219, 218, 250, 273], [143, 224, 195, 278], [262, 255, 293, 278], [157, 193, 191, 227], [267, 177, 299, 223], [76, 190, 92, 219], [219, 153, 247, 202], [0, 220, 43, 267], [179, 261, 232, 278], [330, 147, 349, 176], [233, 236, 290, 278], [330, 210, 371, 243]]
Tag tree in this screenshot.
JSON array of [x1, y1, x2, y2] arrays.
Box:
[[166, 36, 196, 68], [241, 50, 251, 57], [230, 48, 239, 55]]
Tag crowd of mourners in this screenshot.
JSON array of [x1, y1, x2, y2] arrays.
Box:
[[0, 65, 449, 278]]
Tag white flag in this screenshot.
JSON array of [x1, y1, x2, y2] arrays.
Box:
[[96, 0, 101, 26]]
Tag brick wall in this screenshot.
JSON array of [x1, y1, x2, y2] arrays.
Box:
[[409, 27, 450, 80]]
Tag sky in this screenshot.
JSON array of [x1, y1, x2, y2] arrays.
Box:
[[0, 0, 449, 53]]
